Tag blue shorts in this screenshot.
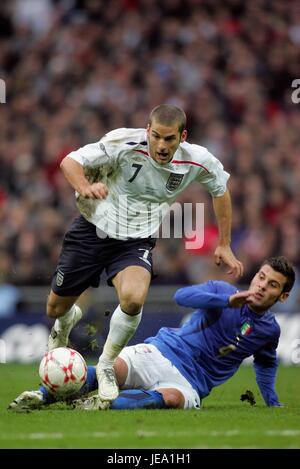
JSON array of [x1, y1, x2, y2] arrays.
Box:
[[51, 215, 156, 297]]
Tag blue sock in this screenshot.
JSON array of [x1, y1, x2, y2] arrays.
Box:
[[77, 365, 98, 396], [39, 365, 98, 403], [110, 389, 166, 410], [39, 386, 56, 404]]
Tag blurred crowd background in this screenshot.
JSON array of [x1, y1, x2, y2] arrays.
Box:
[[1, 0, 300, 315]]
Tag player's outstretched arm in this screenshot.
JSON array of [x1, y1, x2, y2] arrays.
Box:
[[174, 283, 230, 309], [212, 190, 244, 278], [60, 156, 108, 199], [253, 362, 283, 407], [253, 348, 283, 407]]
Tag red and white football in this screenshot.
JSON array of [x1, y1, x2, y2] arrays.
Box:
[[39, 347, 87, 398]]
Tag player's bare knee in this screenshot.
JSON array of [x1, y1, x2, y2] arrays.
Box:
[[120, 295, 143, 315], [46, 301, 66, 318], [158, 389, 185, 409], [46, 303, 59, 318], [114, 357, 128, 387]]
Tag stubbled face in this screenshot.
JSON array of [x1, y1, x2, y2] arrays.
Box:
[[249, 264, 289, 312], [147, 120, 187, 165]]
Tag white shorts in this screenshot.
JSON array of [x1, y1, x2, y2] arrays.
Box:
[[119, 343, 201, 410]]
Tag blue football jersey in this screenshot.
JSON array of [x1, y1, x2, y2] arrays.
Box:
[[145, 281, 281, 406]]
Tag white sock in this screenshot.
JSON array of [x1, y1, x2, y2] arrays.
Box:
[[55, 304, 77, 331], [99, 305, 142, 367]]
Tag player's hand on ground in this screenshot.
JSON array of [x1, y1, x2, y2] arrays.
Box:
[[214, 245, 244, 278], [79, 182, 108, 199], [229, 290, 256, 308]]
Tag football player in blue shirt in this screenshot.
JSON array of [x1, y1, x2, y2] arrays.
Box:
[[9, 256, 295, 411]]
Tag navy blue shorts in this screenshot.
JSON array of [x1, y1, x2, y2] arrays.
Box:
[[51, 215, 156, 297]]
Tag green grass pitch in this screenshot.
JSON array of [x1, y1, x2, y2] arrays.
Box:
[[0, 363, 299, 449]]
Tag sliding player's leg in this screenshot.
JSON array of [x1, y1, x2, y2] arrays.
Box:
[[73, 356, 167, 411], [75, 344, 200, 410]]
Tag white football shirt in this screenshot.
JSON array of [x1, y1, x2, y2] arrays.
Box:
[[67, 128, 229, 239]]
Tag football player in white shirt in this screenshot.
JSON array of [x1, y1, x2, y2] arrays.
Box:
[[46, 104, 243, 404]]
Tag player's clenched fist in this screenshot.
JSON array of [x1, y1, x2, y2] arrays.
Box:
[[80, 182, 108, 199]]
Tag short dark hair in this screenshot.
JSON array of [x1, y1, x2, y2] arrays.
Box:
[[149, 104, 187, 134], [262, 256, 295, 293]]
